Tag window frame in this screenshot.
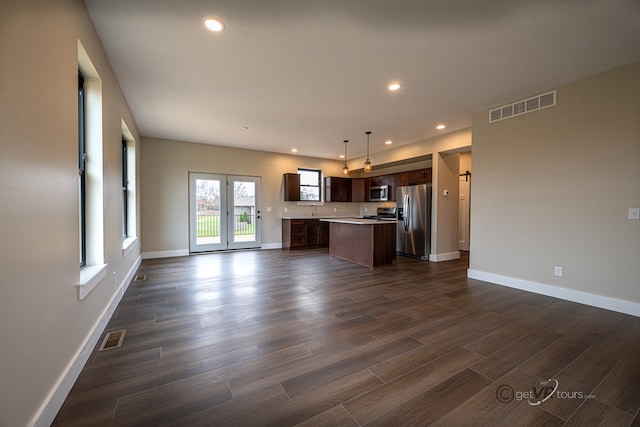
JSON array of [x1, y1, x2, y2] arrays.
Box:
[[297, 168, 322, 202], [121, 136, 128, 240], [78, 70, 87, 268]]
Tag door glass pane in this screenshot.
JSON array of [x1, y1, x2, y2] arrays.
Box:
[[196, 178, 221, 245], [232, 180, 256, 243]]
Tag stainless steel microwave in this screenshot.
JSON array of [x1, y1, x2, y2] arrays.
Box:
[[369, 185, 389, 201]]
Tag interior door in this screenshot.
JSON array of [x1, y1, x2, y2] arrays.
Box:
[[227, 175, 261, 250], [189, 172, 227, 252], [458, 173, 471, 251]]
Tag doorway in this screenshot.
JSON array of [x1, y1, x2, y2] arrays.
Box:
[[458, 152, 471, 251], [189, 173, 262, 253]]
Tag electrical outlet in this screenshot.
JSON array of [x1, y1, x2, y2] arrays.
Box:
[[333, 207, 337, 212], [284, 207, 287, 212], [267, 206, 272, 212], [554, 266, 563, 277], [629, 208, 640, 220]]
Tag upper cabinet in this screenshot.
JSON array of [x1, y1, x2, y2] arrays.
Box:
[[389, 169, 431, 201], [394, 172, 410, 187], [368, 175, 390, 187], [325, 176, 352, 202], [285, 168, 431, 202], [283, 173, 300, 201], [351, 178, 366, 202], [408, 168, 432, 184]]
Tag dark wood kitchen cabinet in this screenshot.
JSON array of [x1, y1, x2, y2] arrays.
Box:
[[394, 172, 410, 187], [282, 218, 329, 249], [283, 173, 301, 201], [305, 220, 329, 246], [325, 176, 352, 202], [351, 178, 366, 202], [408, 168, 432, 184], [368, 175, 390, 187]]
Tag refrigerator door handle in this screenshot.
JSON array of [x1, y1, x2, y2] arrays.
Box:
[[403, 193, 410, 232]]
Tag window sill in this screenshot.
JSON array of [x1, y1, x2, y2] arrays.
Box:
[[122, 236, 139, 257], [296, 201, 324, 206], [78, 263, 107, 300]]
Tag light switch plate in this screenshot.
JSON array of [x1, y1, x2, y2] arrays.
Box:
[[629, 208, 640, 220]]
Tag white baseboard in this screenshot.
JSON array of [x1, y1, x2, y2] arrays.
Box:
[[142, 249, 189, 259], [33, 255, 142, 427], [467, 269, 640, 318], [429, 251, 461, 262], [261, 243, 282, 250], [143, 245, 283, 259]]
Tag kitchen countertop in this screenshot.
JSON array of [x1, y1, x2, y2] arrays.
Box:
[[281, 215, 363, 220], [320, 217, 397, 225]]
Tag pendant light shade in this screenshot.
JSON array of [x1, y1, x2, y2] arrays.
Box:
[[364, 131, 372, 173], [342, 140, 349, 176]]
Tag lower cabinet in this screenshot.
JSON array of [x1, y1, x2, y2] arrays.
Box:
[[282, 219, 329, 249]]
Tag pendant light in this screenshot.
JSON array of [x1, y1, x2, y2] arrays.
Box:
[[342, 140, 350, 176], [364, 131, 372, 172]]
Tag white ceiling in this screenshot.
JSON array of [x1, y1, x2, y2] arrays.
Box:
[[83, 0, 640, 160]]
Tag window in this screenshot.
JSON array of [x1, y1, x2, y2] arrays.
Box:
[[298, 168, 321, 201], [121, 120, 137, 254], [121, 136, 128, 239], [78, 40, 106, 299], [78, 70, 87, 267]]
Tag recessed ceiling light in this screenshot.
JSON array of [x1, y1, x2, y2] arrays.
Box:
[[204, 17, 225, 32], [339, 155, 345, 159], [436, 124, 446, 130], [387, 82, 402, 91], [385, 140, 393, 145], [291, 148, 298, 153]]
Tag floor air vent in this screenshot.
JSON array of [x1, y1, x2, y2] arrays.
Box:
[[99, 330, 126, 351], [489, 90, 556, 123], [134, 274, 146, 281]]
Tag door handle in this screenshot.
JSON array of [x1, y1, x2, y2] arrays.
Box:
[[403, 194, 410, 232]]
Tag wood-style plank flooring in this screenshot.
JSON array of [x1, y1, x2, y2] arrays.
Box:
[[53, 249, 640, 426]]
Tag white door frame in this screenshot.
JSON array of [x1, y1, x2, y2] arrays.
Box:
[[227, 175, 262, 250], [189, 173, 262, 253], [458, 172, 471, 251]]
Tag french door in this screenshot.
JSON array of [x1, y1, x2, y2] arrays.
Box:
[[189, 173, 261, 253]]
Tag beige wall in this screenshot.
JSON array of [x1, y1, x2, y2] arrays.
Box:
[[349, 128, 471, 169], [469, 62, 640, 309], [141, 137, 352, 254], [460, 151, 472, 175], [433, 152, 460, 256], [0, 0, 141, 425]]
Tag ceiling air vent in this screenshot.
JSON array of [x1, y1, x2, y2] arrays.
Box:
[[489, 90, 556, 123]]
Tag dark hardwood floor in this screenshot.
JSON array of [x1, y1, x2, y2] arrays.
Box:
[[53, 249, 640, 426]]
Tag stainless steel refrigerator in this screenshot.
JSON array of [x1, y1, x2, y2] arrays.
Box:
[[396, 184, 432, 260]]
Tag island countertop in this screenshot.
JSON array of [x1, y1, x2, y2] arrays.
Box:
[[320, 217, 397, 225], [280, 215, 358, 220]]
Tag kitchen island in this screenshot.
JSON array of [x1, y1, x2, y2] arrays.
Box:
[[320, 218, 396, 268]]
